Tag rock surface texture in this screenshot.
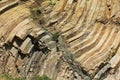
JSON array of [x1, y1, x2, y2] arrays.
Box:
[[0, 0, 120, 80]]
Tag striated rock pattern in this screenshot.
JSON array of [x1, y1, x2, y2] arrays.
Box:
[[0, 0, 120, 80]]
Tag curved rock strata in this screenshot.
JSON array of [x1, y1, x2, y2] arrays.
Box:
[[0, 0, 120, 80]]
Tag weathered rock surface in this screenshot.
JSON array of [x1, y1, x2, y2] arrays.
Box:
[[0, 0, 120, 80]]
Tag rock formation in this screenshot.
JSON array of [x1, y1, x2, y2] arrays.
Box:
[[0, 0, 120, 80]]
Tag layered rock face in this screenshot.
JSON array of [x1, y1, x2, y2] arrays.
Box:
[[0, 0, 120, 80]]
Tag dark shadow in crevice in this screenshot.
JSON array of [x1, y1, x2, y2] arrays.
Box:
[[27, 35, 50, 54]]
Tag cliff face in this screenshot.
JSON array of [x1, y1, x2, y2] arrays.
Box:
[[0, 0, 120, 80]]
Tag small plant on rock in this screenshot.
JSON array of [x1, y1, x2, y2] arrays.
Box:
[[29, 7, 42, 20], [49, 0, 56, 6], [52, 32, 59, 43], [15, 77, 26, 80], [33, 75, 52, 80], [0, 74, 13, 80]]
